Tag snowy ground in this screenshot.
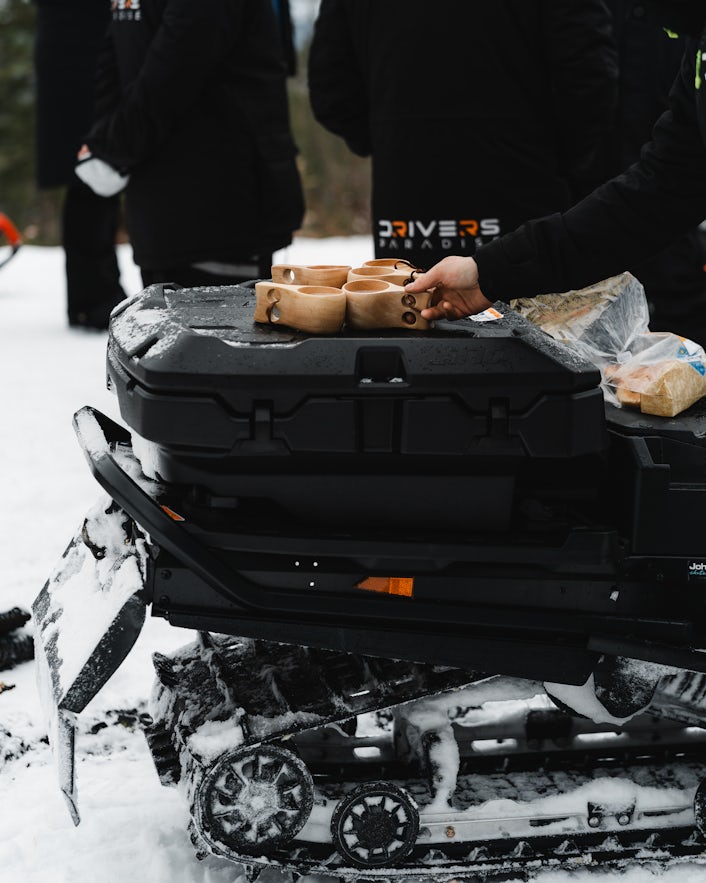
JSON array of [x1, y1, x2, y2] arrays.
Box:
[[0, 239, 704, 883]]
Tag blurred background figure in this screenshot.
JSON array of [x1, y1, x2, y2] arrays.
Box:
[[605, 0, 706, 346], [0, 212, 22, 269], [77, 0, 304, 289], [34, 0, 126, 329], [308, 0, 618, 270]]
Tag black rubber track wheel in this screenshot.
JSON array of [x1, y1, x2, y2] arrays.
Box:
[[195, 744, 314, 857], [330, 781, 419, 869]]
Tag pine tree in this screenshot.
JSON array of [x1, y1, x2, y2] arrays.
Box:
[[0, 0, 46, 241]]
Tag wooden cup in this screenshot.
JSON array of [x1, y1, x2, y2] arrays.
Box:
[[347, 265, 414, 286], [254, 281, 346, 334], [363, 258, 418, 269], [343, 279, 434, 330], [271, 264, 351, 288]]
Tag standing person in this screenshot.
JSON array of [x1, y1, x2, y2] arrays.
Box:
[[75, 0, 304, 289], [606, 0, 706, 346], [34, 0, 127, 330], [307, 1, 618, 270], [403, 3, 706, 324]]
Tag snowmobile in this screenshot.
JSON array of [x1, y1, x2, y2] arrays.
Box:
[[34, 279, 706, 878]]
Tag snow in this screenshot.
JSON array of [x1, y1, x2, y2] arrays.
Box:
[[545, 676, 635, 727], [131, 430, 162, 480], [0, 238, 704, 882], [35, 494, 147, 708], [186, 718, 246, 764], [110, 303, 181, 359]]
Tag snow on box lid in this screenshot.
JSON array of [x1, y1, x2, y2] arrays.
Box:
[[108, 281, 601, 389], [105, 281, 608, 463]]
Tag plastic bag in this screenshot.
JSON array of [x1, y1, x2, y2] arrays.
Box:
[[603, 332, 706, 416], [511, 272, 706, 417]]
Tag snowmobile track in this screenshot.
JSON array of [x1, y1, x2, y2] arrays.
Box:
[[149, 634, 706, 878], [228, 753, 706, 880], [193, 823, 706, 882]]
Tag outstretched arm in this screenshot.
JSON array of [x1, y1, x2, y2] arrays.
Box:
[[410, 40, 706, 318], [405, 256, 493, 321]]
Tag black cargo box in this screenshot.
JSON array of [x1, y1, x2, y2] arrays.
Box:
[[107, 282, 607, 530]]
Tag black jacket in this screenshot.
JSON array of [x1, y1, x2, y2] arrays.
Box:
[[34, 0, 111, 189], [644, 0, 706, 36], [475, 3, 706, 306], [86, 0, 304, 270], [308, 0, 618, 269], [608, 0, 688, 173], [604, 0, 706, 344]]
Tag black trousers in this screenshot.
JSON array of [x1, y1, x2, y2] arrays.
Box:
[[63, 178, 126, 328]]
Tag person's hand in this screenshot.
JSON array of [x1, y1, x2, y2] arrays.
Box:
[[405, 256, 493, 320], [75, 147, 130, 197]]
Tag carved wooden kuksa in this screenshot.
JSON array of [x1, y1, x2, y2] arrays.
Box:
[[254, 281, 346, 334], [347, 265, 414, 287], [343, 279, 433, 330], [271, 264, 351, 288], [255, 263, 433, 333]]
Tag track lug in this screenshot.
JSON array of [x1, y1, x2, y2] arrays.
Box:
[[244, 864, 263, 883], [188, 821, 209, 861]]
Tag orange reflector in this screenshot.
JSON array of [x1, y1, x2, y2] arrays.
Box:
[[161, 505, 186, 522], [356, 577, 414, 598]]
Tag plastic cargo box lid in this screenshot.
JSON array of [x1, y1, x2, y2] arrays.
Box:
[[107, 282, 607, 463]]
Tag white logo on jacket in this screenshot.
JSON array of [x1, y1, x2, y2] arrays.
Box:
[[377, 217, 501, 253], [112, 0, 142, 21]]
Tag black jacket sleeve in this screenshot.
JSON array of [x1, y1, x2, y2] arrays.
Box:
[[541, 0, 618, 197], [86, 0, 244, 169], [92, 30, 122, 131], [307, 0, 371, 156], [475, 40, 706, 301]]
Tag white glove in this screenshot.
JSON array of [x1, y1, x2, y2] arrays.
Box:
[[75, 152, 130, 197]]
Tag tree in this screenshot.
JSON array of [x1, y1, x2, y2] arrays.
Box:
[[0, 0, 56, 242], [288, 18, 371, 237]]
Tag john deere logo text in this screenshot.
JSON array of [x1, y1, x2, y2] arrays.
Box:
[[377, 218, 501, 253], [688, 561, 706, 578], [112, 0, 141, 21]]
